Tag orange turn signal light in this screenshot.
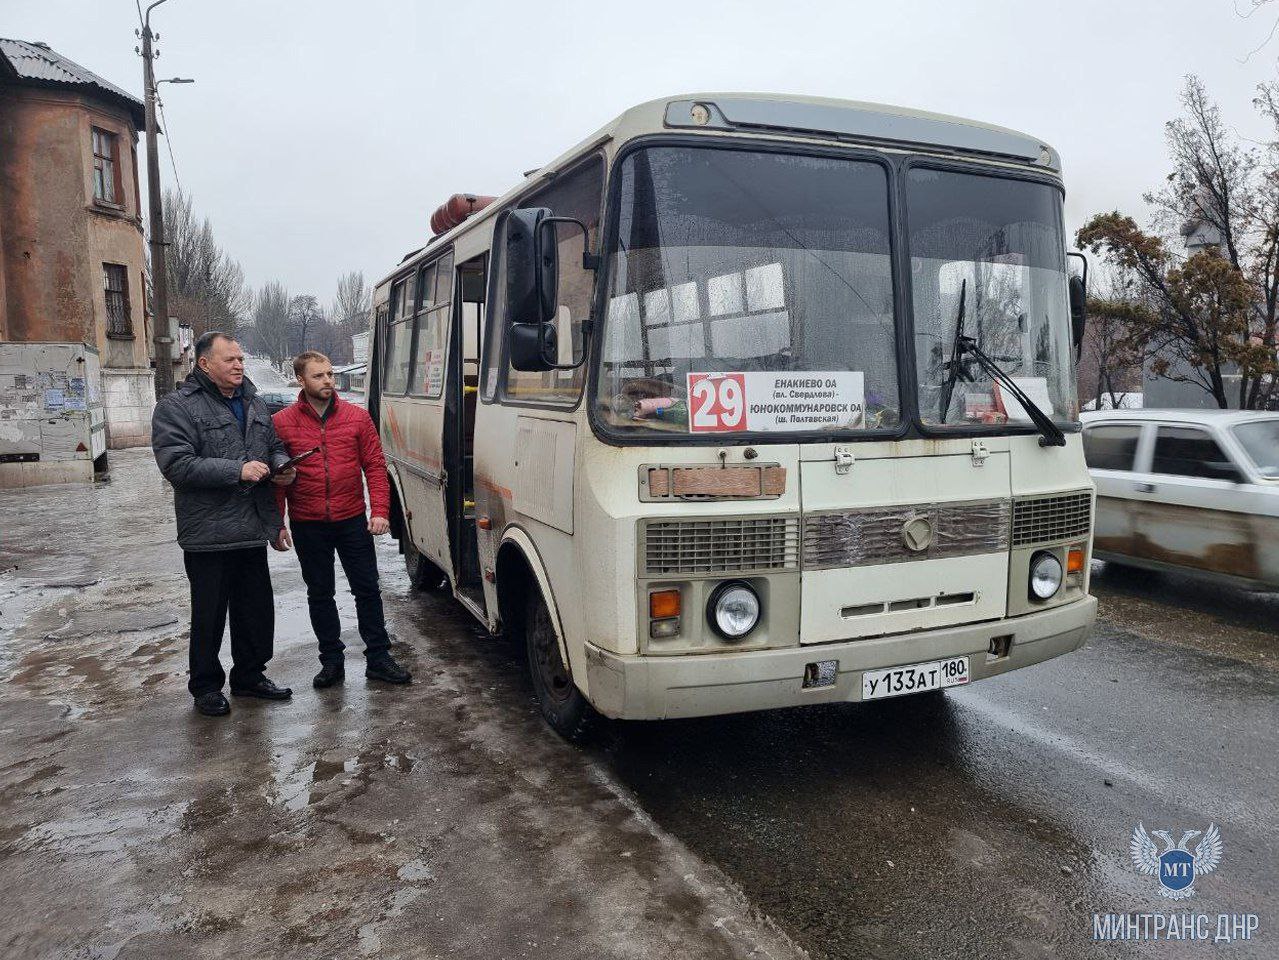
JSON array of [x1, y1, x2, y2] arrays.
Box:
[[649, 589, 681, 620], [1067, 547, 1085, 574]]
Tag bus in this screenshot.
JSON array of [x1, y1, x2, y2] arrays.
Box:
[[368, 93, 1097, 739]]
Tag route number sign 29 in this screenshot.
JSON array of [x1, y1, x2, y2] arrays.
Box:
[[687, 373, 747, 433]]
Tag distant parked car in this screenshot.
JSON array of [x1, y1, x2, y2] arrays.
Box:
[[1081, 410, 1279, 588], [256, 388, 296, 415]]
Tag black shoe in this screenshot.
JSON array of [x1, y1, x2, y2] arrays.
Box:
[[230, 677, 293, 701], [194, 691, 230, 716], [313, 663, 345, 688], [366, 656, 411, 685]]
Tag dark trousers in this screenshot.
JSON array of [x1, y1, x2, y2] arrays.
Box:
[[183, 547, 274, 697], [291, 514, 390, 666]]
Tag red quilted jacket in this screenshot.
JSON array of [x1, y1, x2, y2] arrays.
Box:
[[273, 394, 390, 523]]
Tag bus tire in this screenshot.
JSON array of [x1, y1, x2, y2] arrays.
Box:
[[404, 536, 447, 591], [525, 588, 594, 742]]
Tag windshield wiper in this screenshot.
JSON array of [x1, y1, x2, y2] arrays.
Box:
[[953, 336, 1066, 447]]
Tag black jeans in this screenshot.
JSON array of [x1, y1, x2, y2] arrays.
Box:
[[183, 547, 274, 697], [291, 514, 390, 666]]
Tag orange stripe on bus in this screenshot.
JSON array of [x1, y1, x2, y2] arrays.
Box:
[[385, 406, 510, 500]]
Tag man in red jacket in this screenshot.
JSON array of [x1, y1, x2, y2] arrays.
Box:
[[273, 351, 411, 688]]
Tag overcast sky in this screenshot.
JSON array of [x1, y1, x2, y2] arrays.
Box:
[[6, 0, 1279, 303]]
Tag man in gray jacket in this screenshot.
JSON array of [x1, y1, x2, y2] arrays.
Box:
[[152, 332, 297, 716]]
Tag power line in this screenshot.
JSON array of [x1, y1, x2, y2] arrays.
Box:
[[155, 92, 183, 194]]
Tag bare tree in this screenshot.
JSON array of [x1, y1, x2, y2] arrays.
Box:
[[288, 295, 325, 356], [163, 190, 250, 338], [332, 271, 371, 330], [250, 282, 292, 367], [328, 270, 372, 365], [1077, 76, 1279, 409]]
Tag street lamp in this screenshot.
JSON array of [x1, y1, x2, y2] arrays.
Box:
[[156, 77, 195, 88]]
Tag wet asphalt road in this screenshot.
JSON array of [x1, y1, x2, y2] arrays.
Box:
[[597, 571, 1279, 959], [1, 450, 1276, 959]]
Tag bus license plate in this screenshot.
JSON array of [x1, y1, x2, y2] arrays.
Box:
[[861, 656, 969, 701]]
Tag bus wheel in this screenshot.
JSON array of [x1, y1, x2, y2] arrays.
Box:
[[404, 537, 446, 591], [525, 589, 594, 742]]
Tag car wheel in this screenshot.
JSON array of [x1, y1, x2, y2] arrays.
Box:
[[525, 588, 594, 742], [404, 536, 447, 591]]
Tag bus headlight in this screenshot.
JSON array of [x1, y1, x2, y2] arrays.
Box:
[[1029, 551, 1063, 600], [707, 581, 761, 640]]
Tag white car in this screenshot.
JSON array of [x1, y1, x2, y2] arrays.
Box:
[[1081, 409, 1279, 588]]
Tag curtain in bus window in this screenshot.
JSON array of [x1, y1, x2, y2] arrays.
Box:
[[502, 156, 604, 405]]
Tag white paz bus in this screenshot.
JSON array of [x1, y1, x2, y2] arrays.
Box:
[[369, 94, 1097, 739]]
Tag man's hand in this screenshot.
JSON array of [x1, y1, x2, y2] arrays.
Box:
[[240, 460, 270, 483], [270, 467, 297, 486], [368, 516, 390, 536], [272, 528, 292, 552]]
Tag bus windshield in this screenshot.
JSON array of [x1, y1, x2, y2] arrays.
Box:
[[908, 168, 1077, 428], [596, 146, 900, 436]]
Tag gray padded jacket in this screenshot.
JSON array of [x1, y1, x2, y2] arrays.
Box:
[[151, 370, 289, 552]]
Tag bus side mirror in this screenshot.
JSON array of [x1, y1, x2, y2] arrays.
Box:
[[504, 209, 595, 372], [1069, 274, 1087, 349], [1067, 253, 1088, 352], [504, 207, 560, 372], [505, 207, 556, 327], [509, 321, 558, 372]]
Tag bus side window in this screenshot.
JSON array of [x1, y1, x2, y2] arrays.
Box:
[[383, 277, 413, 395], [487, 154, 604, 406], [409, 252, 454, 399]]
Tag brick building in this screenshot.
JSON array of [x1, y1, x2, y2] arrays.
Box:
[[0, 38, 156, 448]]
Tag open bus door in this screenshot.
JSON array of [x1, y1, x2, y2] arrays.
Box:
[[444, 254, 488, 610]]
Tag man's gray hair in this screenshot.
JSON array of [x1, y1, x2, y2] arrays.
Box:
[[194, 331, 235, 362]]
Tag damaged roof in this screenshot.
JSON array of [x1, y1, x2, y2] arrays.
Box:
[[0, 38, 145, 127]]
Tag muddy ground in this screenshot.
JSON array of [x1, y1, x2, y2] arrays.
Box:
[[1, 449, 1275, 959], [0, 450, 800, 960]]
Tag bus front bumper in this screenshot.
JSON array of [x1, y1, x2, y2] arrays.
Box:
[[582, 595, 1096, 721]]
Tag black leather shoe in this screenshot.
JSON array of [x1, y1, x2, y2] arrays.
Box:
[[194, 691, 230, 716], [313, 663, 345, 688], [366, 656, 411, 685], [230, 677, 293, 701]]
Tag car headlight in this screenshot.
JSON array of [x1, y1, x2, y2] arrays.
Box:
[[707, 581, 761, 640], [1029, 551, 1063, 600]]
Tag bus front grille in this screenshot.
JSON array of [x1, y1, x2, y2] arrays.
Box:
[[802, 499, 1010, 569], [1011, 491, 1092, 547], [642, 516, 800, 576]]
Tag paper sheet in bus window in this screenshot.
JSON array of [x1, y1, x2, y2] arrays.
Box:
[[555, 305, 574, 371], [995, 377, 1053, 422], [687, 370, 865, 433], [744, 263, 785, 312], [643, 288, 672, 326], [423, 349, 445, 396], [709, 311, 790, 357], [651, 322, 705, 359], [707, 272, 744, 316], [604, 293, 641, 362], [671, 282, 700, 323]]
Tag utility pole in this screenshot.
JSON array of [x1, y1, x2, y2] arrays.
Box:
[[140, 0, 173, 397]]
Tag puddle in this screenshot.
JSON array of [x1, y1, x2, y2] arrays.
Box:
[[267, 742, 420, 813]]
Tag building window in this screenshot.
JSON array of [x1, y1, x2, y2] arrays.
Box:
[[103, 264, 132, 337], [92, 128, 119, 204]]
